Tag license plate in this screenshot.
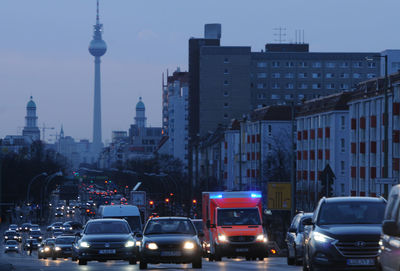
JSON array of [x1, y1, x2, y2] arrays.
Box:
[[161, 251, 181, 257], [236, 248, 249, 252], [347, 258, 375, 266], [99, 249, 116, 254]]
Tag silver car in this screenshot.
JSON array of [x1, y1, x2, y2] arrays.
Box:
[[286, 212, 313, 266], [4, 240, 19, 253]]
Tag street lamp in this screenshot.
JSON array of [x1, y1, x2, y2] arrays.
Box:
[[26, 172, 48, 205], [40, 171, 63, 222], [366, 55, 389, 194]]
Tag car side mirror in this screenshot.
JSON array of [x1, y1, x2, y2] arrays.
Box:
[[302, 218, 313, 226], [135, 233, 143, 238], [382, 220, 399, 236], [206, 220, 211, 229], [198, 232, 204, 238], [288, 227, 297, 233]]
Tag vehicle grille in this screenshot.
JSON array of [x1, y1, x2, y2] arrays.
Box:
[[335, 240, 379, 257], [228, 236, 255, 243], [90, 242, 124, 249], [158, 244, 182, 250]]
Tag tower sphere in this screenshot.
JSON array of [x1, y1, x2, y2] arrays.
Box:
[[136, 97, 145, 110], [27, 96, 36, 108], [89, 39, 107, 56]]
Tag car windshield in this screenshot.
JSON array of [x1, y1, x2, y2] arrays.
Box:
[[85, 221, 130, 234], [144, 219, 196, 235], [46, 240, 55, 245], [217, 208, 261, 226], [318, 201, 386, 225], [31, 231, 41, 235], [192, 221, 203, 233], [6, 240, 17, 245], [5, 232, 16, 236], [55, 237, 74, 244]]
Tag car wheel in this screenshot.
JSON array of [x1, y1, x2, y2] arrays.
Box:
[[192, 257, 202, 269], [78, 259, 87, 265], [129, 258, 137, 265], [139, 261, 147, 270]]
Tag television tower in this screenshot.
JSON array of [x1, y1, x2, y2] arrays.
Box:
[[89, 0, 107, 154]]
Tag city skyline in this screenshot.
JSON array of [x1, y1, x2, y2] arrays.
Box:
[[1, 0, 400, 142]]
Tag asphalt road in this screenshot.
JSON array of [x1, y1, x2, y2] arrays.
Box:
[[0, 250, 302, 271]]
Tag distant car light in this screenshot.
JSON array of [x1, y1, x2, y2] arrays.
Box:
[[135, 241, 141, 247], [125, 241, 135, 247], [44, 247, 50, 252], [256, 234, 267, 243], [55, 247, 61, 251], [146, 243, 158, 250], [183, 241, 195, 249]]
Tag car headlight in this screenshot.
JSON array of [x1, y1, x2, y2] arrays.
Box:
[[135, 241, 141, 247], [44, 247, 50, 252], [183, 241, 195, 250], [55, 247, 61, 251], [146, 242, 158, 250], [313, 232, 335, 244], [4, 236, 8, 239], [5, 246, 9, 249], [69, 227, 73, 230], [256, 234, 268, 243], [125, 241, 135, 247], [218, 234, 228, 242], [79, 241, 90, 248]]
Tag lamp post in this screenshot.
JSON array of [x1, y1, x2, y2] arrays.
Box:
[[40, 171, 63, 223], [366, 55, 388, 195], [26, 172, 47, 205]]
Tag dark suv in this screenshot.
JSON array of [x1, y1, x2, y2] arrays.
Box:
[[303, 197, 386, 271], [72, 219, 138, 265]]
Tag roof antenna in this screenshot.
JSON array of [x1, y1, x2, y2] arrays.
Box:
[[96, 0, 100, 24]]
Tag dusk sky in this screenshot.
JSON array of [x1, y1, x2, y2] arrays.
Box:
[[1, 0, 399, 144]]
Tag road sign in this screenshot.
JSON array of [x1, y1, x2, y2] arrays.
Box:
[[268, 182, 291, 210]]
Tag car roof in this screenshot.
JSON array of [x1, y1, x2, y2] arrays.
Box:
[[5, 230, 16, 234], [150, 216, 190, 221], [87, 218, 128, 223], [190, 219, 202, 222], [323, 196, 386, 203]]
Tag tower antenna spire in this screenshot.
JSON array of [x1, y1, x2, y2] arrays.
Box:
[[96, 0, 100, 24]]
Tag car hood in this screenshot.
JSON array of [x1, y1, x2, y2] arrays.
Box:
[[82, 234, 132, 242], [317, 224, 381, 241], [143, 234, 197, 244], [217, 225, 263, 236], [55, 244, 73, 248]]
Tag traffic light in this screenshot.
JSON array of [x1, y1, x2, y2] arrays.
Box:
[[105, 180, 108, 184], [114, 189, 117, 193], [165, 198, 170, 204], [149, 201, 155, 210], [125, 186, 129, 189], [170, 193, 174, 196], [192, 199, 197, 208]]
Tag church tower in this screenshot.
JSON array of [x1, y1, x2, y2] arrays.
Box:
[[22, 96, 41, 141]]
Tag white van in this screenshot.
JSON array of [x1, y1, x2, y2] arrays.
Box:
[[99, 205, 142, 233]]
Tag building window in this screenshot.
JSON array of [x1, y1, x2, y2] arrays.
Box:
[[367, 73, 376, 79], [312, 83, 321, 89], [224, 58, 229, 63], [341, 161, 345, 174], [286, 83, 294, 89], [224, 103, 229, 108], [257, 62, 267, 68], [272, 83, 280, 89], [326, 83, 335, 89], [285, 94, 293, 100], [286, 61, 294, 67], [299, 83, 308, 89], [341, 138, 345, 152], [368, 62, 376, 68], [272, 61, 280, 68], [285, 73, 294, 78], [224, 91, 229, 96], [299, 61, 308, 67], [326, 73, 335, 78], [257, 93, 266, 100], [312, 73, 321, 78], [341, 116, 345, 129], [271, 94, 280, 100], [312, 62, 322, 68], [298, 94, 305, 99], [340, 62, 349, 68], [353, 62, 363, 68], [224, 69, 229, 74], [224, 80, 229, 85], [340, 83, 349, 90], [326, 62, 335, 68], [257, 73, 267, 78], [268, 125, 272, 136], [298, 73, 307, 78], [353, 73, 361, 79], [272, 73, 280, 78], [257, 83, 266, 89], [340, 73, 349, 78], [224, 113, 228, 119]]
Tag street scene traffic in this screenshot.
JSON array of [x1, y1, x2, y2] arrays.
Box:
[[1, 0, 400, 270]]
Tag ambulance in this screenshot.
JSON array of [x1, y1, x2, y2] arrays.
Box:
[[202, 191, 268, 261]]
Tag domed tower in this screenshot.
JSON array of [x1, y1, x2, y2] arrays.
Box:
[[22, 96, 40, 141], [89, 0, 107, 154], [135, 97, 147, 129]]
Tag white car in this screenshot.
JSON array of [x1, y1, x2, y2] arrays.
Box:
[[5, 240, 19, 253]]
